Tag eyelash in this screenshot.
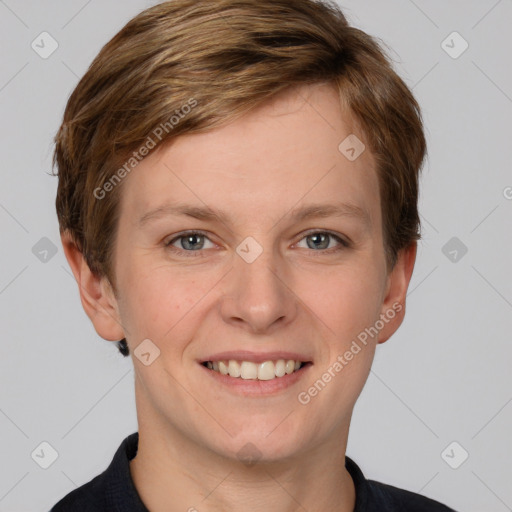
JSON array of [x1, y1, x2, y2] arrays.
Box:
[[164, 230, 350, 258]]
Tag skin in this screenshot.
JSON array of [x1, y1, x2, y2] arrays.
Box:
[[62, 82, 416, 512]]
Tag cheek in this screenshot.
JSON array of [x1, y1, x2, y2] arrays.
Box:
[[115, 264, 176, 338], [117, 262, 212, 346], [298, 268, 382, 419], [298, 262, 384, 340]]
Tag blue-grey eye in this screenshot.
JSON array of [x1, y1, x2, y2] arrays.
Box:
[[166, 231, 215, 252], [297, 231, 347, 251]]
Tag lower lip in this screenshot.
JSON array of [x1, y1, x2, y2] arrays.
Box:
[[200, 363, 312, 396]]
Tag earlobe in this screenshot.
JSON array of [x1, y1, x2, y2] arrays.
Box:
[[377, 242, 417, 344], [61, 231, 126, 342]]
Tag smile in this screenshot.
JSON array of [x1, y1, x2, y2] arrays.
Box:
[[202, 359, 308, 381]]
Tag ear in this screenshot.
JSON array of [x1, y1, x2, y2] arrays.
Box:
[[61, 231, 125, 342], [377, 241, 417, 344]]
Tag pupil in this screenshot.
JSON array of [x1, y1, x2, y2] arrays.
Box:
[[184, 234, 202, 250], [309, 233, 327, 249]]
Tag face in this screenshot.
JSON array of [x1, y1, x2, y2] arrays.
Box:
[[86, 83, 414, 462]]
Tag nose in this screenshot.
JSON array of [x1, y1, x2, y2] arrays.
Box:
[[220, 244, 298, 335]]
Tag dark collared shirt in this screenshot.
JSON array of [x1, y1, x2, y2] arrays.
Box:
[[50, 432, 457, 511]]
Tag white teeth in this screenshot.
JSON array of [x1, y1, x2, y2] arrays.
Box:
[[240, 361, 258, 379], [275, 359, 286, 377], [218, 361, 229, 375], [228, 360, 241, 378], [258, 361, 275, 381], [205, 359, 305, 380]]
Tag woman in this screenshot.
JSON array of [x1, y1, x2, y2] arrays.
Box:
[[50, 1, 456, 510]]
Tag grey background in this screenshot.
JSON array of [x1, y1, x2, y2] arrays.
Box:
[[0, 1, 511, 511]]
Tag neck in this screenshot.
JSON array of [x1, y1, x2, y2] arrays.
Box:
[[130, 412, 356, 512]]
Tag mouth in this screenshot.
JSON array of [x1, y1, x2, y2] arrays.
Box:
[[201, 358, 312, 381]]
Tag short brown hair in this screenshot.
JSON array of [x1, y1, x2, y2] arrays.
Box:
[[53, 0, 427, 356]]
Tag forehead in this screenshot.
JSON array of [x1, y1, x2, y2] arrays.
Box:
[[118, 83, 380, 231]]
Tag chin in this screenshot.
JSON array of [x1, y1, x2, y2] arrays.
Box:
[[209, 419, 311, 464]]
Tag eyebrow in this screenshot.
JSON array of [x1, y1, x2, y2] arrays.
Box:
[[137, 201, 371, 229]]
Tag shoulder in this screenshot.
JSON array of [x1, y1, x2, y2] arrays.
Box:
[[366, 479, 458, 511], [50, 432, 144, 512], [345, 456, 457, 512], [50, 472, 106, 511]]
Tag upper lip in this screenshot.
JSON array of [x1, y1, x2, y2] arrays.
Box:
[[199, 350, 313, 364]]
